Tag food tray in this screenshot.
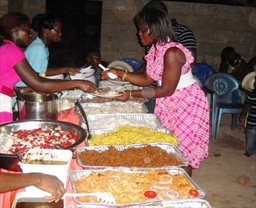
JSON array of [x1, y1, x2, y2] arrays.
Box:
[[0, 120, 86, 172], [76, 142, 187, 169], [80, 101, 148, 114], [70, 199, 211, 208], [86, 113, 162, 131], [91, 127, 171, 135], [162, 199, 212, 208], [69, 167, 205, 207], [19, 149, 72, 192]]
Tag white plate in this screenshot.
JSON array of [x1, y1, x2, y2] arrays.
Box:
[[107, 60, 133, 72], [70, 67, 95, 79], [106, 79, 129, 85], [90, 90, 124, 98]]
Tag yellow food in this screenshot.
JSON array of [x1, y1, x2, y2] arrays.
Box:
[[89, 125, 179, 146]]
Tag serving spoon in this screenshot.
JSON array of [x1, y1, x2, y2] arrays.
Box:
[[98, 64, 118, 79]]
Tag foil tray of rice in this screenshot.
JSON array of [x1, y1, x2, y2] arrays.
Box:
[[88, 126, 178, 147], [76, 142, 187, 169], [84, 113, 162, 131], [69, 167, 205, 207]]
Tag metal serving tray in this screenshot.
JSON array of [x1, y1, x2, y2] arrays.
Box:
[[86, 113, 162, 131], [81, 101, 148, 114], [70, 199, 211, 208], [69, 167, 205, 207], [76, 142, 187, 169], [162, 199, 212, 208], [90, 127, 171, 135]]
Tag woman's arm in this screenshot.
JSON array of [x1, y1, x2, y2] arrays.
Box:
[[14, 59, 97, 93], [46, 67, 80, 76], [154, 47, 185, 97], [102, 63, 154, 86], [114, 47, 186, 100], [133, 47, 185, 98], [0, 173, 65, 202]]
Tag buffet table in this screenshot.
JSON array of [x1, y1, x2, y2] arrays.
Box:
[[0, 87, 212, 208]]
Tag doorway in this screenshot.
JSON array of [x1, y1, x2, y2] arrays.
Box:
[[46, 0, 102, 67]]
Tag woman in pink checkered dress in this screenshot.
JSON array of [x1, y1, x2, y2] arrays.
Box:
[[102, 8, 209, 176]]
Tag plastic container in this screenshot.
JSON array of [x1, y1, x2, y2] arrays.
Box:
[[11, 192, 66, 208], [19, 149, 72, 193]]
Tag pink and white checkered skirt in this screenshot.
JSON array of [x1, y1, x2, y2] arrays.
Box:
[[155, 83, 209, 168]]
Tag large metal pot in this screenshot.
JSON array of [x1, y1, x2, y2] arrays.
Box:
[[0, 120, 87, 171], [17, 93, 58, 120]]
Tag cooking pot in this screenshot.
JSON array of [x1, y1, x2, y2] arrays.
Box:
[[17, 93, 58, 120], [0, 120, 87, 171]]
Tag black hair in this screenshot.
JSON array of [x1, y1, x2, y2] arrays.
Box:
[[0, 12, 30, 45], [143, 0, 168, 14], [220, 46, 235, 61], [32, 13, 60, 33], [134, 8, 176, 45]]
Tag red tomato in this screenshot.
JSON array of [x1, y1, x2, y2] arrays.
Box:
[[189, 189, 199, 198], [144, 190, 157, 198]]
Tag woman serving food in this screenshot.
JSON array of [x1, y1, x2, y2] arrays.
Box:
[[102, 8, 209, 176]]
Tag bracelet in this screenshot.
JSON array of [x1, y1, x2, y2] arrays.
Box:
[[129, 91, 133, 99], [141, 87, 155, 99], [122, 70, 128, 81]]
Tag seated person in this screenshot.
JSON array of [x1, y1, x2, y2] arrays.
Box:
[[219, 46, 250, 82], [82, 50, 109, 85]]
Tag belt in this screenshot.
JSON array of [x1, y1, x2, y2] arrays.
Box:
[[157, 71, 196, 89]]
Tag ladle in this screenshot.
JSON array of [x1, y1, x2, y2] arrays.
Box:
[[75, 101, 92, 140], [14, 87, 24, 101]]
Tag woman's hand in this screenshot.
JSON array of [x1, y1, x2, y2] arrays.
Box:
[[115, 90, 131, 101], [35, 173, 65, 202], [66, 67, 80, 75], [101, 68, 124, 80], [79, 81, 98, 93]]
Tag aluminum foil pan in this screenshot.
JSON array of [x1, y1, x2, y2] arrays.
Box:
[[90, 127, 171, 135], [70, 199, 211, 208], [162, 199, 212, 208], [76, 142, 187, 169], [86, 113, 162, 131], [69, 167, 205, 207], [81, 101, 148, 114]]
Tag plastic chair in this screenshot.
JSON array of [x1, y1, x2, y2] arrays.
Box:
[[119, 57, 142, 71], [204, 73, 244, 140], [192, 63, 217, 85], [193, 75, 203, 89]]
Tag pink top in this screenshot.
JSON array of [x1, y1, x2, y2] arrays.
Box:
[[145, 41, 209, 168], [0, 40, 25, 88], [0, 40, 25, 123]]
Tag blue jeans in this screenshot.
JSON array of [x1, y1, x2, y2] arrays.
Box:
[[245, 127, 256, 156]]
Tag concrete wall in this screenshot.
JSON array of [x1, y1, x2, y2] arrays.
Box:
[[101, 0, 256, 69], [0, 0, 255, 69], [0, 0, 45, 20]]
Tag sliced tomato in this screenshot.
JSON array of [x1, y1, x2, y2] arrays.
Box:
[[144, 190, 157, 198], [189, 189, 199, 198]]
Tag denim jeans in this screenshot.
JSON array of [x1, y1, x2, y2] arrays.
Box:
[[245, 127, 256, 156]]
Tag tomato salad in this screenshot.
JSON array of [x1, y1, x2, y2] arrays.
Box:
[[0, 127, 78, 154]]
